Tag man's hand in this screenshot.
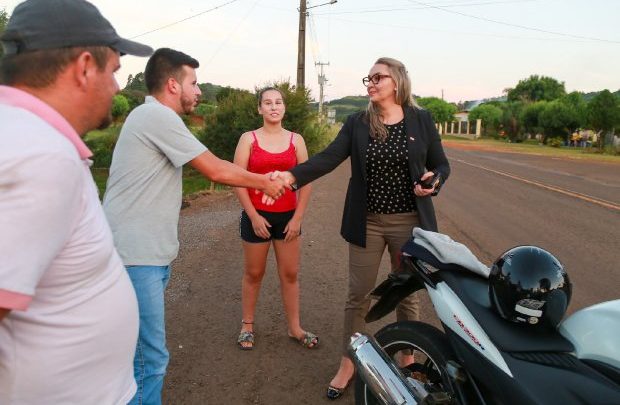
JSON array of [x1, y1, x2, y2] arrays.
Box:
[[260, 172, 287, 203], [260, 171, 297, 205]]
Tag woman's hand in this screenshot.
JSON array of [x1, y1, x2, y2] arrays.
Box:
[[250, 214, 272, 239], [283, 216, 302, 242], [414, 171, 438, 197]]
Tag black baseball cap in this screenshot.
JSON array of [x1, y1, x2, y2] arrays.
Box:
[[1, 0, 153, 57]]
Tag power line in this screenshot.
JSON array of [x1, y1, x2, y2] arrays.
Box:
[[312, 0, 537, 15], [405, 0, 620, 44], [262, 0, 536, 15], [307, 12, 321, 70], [130, 0, 242, 40], [313, 15, 591, 43], [207, 0, 259, 63], [327, 4, 332, 63], [268, 0, 619, 45]]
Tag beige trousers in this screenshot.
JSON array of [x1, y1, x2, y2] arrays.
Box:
[[342, 212, 420, 354]]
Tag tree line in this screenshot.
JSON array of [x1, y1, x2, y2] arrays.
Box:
[[0, 8, 8, 59], [469, 75, 620, 149], [2, 10, 616, 151], [87, 75, 334, 169], [321, 75, 619, 150]]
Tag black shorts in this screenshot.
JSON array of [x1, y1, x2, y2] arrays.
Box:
[[239, 209, 299, 243]]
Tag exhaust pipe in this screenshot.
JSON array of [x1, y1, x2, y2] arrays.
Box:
[[348, 333, 428, 405]]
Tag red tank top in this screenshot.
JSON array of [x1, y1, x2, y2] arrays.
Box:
[[247, 131, 297, 212]]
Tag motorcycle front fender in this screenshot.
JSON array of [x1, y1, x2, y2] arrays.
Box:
[[365, 259, 426, 323]]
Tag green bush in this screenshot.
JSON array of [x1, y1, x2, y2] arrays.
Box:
[[199, 88, 260, 161], [469, 104, 503, 137], [194, 102, 216, 118], [84, 127, 121, 168], [119, 89, 146, 112], [303, 121, 338, 155], [111, 94, 130, 121], [417, 97, 458, 124], [547, 137, 563, 148], [200, 81, 331, 161], [603, 144, 620, 155]]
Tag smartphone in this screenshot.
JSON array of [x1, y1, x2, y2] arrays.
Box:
[[416, 173, 441, 189]]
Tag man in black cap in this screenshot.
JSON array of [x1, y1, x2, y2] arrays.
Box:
[[0, 1, 152, 403]]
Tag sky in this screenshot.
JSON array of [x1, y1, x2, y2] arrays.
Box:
[[2, 0, 619, 103]]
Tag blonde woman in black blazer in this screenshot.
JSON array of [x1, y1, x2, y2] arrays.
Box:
[[278, 57, 450, 400]]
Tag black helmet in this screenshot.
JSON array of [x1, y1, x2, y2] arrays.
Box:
[[489, 246, 572, 328]]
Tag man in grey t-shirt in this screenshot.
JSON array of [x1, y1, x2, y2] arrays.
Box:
[[103, 48, 285, 405]]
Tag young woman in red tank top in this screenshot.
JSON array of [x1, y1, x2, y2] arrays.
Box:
[[233, 87, 318, 350]]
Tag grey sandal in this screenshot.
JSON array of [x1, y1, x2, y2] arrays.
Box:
[[237, 331, 255, 350], [290, 331, 319, 349], [237, 320, 255, 350]]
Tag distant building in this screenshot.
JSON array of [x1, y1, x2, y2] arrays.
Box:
[[442, 99, 483, 139], [454, 100, 484, 122], [454, 111, 469, 122], [326, 108, 336, 125]]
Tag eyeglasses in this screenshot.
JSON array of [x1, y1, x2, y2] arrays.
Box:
[[362, 74, 391, 86]]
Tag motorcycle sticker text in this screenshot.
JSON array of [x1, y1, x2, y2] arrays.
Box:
[[453, 314, 485, 351]]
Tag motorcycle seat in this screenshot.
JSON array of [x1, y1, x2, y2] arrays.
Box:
[[439, 268, 575, 354]]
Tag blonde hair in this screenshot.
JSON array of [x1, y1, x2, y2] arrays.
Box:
[[366, 57, 418, 141]]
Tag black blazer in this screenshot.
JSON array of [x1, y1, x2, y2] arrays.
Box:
[[291, 106, 450, 247]]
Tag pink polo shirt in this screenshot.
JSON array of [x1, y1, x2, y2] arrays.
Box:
[[0, 86, 139, 404]]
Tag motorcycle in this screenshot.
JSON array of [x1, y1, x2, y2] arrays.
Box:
[[348, 230, 620, 405]]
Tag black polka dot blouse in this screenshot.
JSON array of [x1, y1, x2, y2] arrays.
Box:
[[366, 119, 416, 214]]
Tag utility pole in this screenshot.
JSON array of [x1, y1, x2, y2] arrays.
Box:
[[296, 0, 307, 90], [297, 1, 337, 91], [316, 61, 329, 118]]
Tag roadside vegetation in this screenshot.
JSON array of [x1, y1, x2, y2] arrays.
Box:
[[5, 4, 616, 194], [442, 136, 619, 164], [468, 76, 620, 155], [85, 72, 618, 199], [321, 75, 619, 157], [84, 79, 338, 198], [0, 8, 7, 58]]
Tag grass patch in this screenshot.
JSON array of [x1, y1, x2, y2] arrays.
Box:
[[91, 168, 109, 198], [442, 135, 475, 141], [86, 126, 230, 199], [84, 125, 122, 141], [182, 168, 228, 195], [443, 137, 620, 163], [90, 167, 227, 200]]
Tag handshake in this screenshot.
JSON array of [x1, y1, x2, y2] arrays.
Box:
[[259, 171, 297, 205]]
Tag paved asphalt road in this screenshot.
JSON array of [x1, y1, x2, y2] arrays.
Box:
[[436, 145, 620, 313]]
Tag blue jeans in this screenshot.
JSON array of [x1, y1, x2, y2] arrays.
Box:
[[126, 265, 171, 405]]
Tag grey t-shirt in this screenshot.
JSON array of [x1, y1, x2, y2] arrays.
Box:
[[103, 96, 207, 266]]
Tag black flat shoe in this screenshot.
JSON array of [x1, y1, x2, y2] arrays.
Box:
[[326, 381, 351, 400]]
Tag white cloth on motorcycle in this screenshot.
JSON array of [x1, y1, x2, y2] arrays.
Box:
[[392, 230, 575, 352], [404, 228, 490, 278]]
